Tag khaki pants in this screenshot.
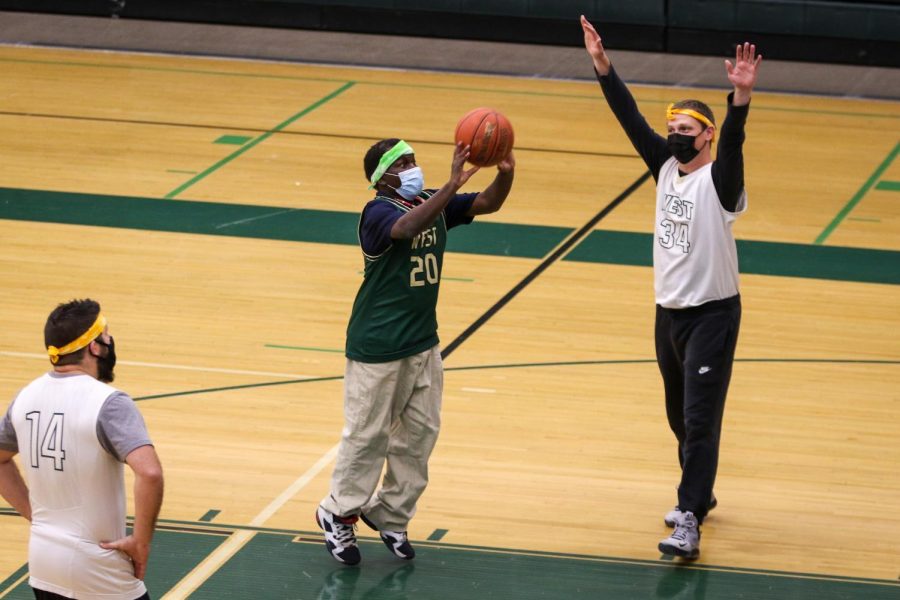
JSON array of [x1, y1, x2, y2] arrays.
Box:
[[321, 345, 442, 531]]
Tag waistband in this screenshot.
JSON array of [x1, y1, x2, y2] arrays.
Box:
[[656, 294, 741, 316]]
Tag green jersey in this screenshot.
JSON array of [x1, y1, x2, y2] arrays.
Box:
[[345, 192, 474, 362]]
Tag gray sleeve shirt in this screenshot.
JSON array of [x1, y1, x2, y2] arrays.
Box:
[[0, 392, 151, 460], [96, 392, 153, 462], [0, 400, 17, 452]]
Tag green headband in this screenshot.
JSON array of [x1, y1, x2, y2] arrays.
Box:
[[368, 140, 414, 189]]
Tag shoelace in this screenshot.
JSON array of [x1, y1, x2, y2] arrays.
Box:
[[333, 520, 358, 547], [670, 524, 689, 542]]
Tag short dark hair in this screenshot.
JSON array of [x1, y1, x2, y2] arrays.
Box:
[[44, 299, 101, 366], [363, 138, 401, 183], [672, 99, 716, 127]]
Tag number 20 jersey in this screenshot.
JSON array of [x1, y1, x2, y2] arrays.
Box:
[[345, 195, 448, 363], [654, 157, 748, 309]]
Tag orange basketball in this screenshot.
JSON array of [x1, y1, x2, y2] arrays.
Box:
[[454, 107, 514, 167]]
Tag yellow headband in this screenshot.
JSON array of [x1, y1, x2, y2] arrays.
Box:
[[666, 104, 715, 142], [47, 313, 107, 364]]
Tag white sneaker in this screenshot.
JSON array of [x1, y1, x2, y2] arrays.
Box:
[[360, 513, 416, 560], [659, 511, 700, 559], [315, 506, 361, 565], [664, 494, 717, 527]]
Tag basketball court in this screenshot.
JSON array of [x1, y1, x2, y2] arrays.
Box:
[[0, 39, 898, 599]]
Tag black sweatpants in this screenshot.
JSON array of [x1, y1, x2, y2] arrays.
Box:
[[655, 295, 741, 522]]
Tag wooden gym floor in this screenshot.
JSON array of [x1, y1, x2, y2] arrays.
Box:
[[0, 43, 898, 599]]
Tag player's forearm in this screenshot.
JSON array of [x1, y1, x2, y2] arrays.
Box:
[[732, 87, 752, 107], [131, 470, 163, 545], [392, 184, 459, 238], [0, 459, 31, 521], [471, 170, 514, 215], [597, 66, 669, 176]]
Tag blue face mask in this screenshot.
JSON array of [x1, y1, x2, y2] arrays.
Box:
[[390, 166, 424, 201]]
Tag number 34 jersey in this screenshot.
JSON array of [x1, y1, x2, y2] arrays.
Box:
[[3, 372, 149, 600], [654, 157, 748, 309]]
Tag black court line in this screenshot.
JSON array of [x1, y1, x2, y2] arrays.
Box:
[[0, 110, 639, 161], [131, 357, 900, 402], [440, 170, 653, 360]]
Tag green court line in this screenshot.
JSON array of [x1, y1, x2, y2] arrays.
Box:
[[428, 528, 449, 541], [0, 564, 28, 596], [164, 81, 355, 199], [564, 229, 900, 285], [133, 357, 898, 402], [443, 276, 475, 282], [199, 509, 221, 522], [9, 513, 885, 592], [0, 187, 570, 259], [148, 517, 898, 588], [264, 344, 343, 353], [2, 187, 899, 282], [874, 180, 900, 191], [213, 134, 252, 145], [2, 56, 899, 119], [815, 142, 900, 244]]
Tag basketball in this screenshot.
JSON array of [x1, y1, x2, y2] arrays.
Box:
[[454, 107, 514, 167]]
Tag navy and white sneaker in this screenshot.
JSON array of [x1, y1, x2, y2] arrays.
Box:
[[659, 511, 701, 559], [664, 493, 717, 527], [316, 506, 361, 565], [360, 513, 416, 560]]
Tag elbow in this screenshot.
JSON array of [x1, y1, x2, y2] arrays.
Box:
[[140, 465, 164, 487]]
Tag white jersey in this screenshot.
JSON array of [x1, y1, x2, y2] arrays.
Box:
[[9, 372, 147, 600], [654, 157, 747, 309]]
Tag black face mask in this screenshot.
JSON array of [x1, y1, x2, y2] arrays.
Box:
[[667, 132, 701, 164], [93, 337, 116, 383]]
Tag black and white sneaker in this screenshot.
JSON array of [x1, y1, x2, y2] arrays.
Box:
[[360, 513, 416, 560], [659, 511, 701, 559], [664, 494, 717, 527], [316, 506, 361, 565]]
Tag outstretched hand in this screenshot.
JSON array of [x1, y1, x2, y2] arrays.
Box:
[[580, 15, 610, 75], [726, 42, 762, 104], [450, 142, 480, 188]]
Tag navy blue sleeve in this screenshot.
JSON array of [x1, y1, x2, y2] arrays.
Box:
[[444, 192, 477, 229], [596, 66, 670, 180], [710, 93, 749, 212], [359, 200, 403, 256]]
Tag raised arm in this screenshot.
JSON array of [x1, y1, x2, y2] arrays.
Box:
[[712, 42, 763, 211], [581, 16, 670, 177], [100, 445, 163, 580], [467, 151, 515, 216], [391, 143, 480, 239], [0, 449, 31, 522]]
